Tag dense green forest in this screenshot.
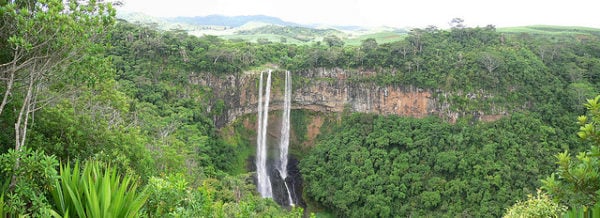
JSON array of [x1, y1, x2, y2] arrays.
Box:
[[301, 114, 570, 217], [2, 0, 600, 217]]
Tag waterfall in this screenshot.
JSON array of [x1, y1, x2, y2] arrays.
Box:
[[256, 70, 295, 205], [278, 71, 294, 206], [256, 70, 273, 198]]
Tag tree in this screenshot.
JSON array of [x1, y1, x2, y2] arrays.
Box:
[[449, 18, 466, 29], [392, 41, 411, 59], [479, 52, 502, 74], [324, 35, 344, 48], [407, 29, 424, 54], [0, 0, 116, 188], [360, 38, 378, 67], [542, 95, 600, 208], [361, 38, 378, 51], [300, 114, 563, 217], [567, 82, 596, 110], [0, 0, 115, 152]]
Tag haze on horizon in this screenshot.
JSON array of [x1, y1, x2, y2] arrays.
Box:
[[119, 0, 599, 28]]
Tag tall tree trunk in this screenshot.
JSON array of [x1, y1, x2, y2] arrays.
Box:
[[10, 58, 46, 188], [0, 59, 17, 116], [10, 67, 35, 188]]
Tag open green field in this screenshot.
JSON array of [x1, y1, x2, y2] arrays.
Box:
[[224, 25, 600, 46], [344, 31, 407, 46], [498, 25, 600, 35], [222, 30, 408, 46]]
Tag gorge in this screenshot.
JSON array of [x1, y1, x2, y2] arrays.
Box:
[[192, 68, 505, 129], [4, 6, 600, 216], [203, 67, 509, 208]]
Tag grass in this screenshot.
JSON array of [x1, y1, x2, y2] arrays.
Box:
[[345, 31, 407, 46], [222, 31, 407, 46], [221, 25, 600, 46], [498, 25, 600, 35]]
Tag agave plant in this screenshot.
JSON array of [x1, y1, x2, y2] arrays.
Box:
[[0, 193, 5, 217], [49, 161, 148, 218]]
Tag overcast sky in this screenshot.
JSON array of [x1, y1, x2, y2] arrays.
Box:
[[119, 0, 599, 28]]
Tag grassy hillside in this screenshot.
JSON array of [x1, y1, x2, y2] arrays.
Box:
[[116, 12, 409, 45], [344, 31, 407, 46], [499, 25, 600, 36], [234, 25, 346, 42]]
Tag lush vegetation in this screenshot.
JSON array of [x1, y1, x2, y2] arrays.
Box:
[[300, 113, 575, 217], [536, 96, 600, 217], [235, 25, 344, 43], [2, 0, 600, 216], [0, 1, 299, 217], [49, 161, 148, 218], [503, 190, 566, 218]]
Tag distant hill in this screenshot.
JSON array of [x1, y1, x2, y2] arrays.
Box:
[[330, 25, 367, 31], [166, 15, 300, 28], [116, 11, 409, 44], [498, 25, 600, 36], [235, 25, 345, 42]]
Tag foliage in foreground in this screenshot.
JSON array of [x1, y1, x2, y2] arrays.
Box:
[[543, 96, 600, 208], [0, 193, 4, 217], [144, 172, 304, 217], [503, 190, 566, 218], [49, 161, 148, 218], [0, 149, 58, 216], [537, 96, 600, 217], [0, 148, 302, 217], [503, 96, 600, 218], [561, 204, 600, 218]]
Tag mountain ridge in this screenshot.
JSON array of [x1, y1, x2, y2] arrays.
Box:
[[116, 11, 406, 32], [165, 14, 300, 27], [115, 11, 600, 46]]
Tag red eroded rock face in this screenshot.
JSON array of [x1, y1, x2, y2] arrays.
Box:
[[191, 68, 500, 128], [303, 115, 324, 147]]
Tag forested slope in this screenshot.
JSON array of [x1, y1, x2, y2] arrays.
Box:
[[301, 113, 574, 217]]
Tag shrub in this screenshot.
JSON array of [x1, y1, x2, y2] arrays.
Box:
[[0, 148, 58, 216], [503, 190, 566, 218], [49, 161, 148, 218]]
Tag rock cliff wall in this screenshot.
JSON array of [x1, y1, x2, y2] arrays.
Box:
[[191, 68, 464, 127]]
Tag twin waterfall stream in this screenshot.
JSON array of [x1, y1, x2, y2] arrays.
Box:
[[256, 70, 273, 198], [255, 70, 295, 206]]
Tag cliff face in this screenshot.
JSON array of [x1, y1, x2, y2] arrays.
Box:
[[191, 68, 448, 128]]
